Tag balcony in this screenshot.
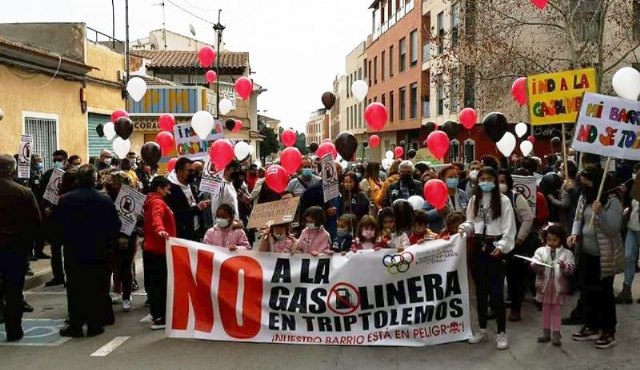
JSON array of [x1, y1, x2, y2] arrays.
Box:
[[422, 43, 431, 64], [422, 100, 431, 118]]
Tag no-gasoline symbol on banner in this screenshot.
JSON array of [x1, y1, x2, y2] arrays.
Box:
[[119, 195, 135, 215], [513, 183, 531, 199], [327, 282, 360, 315]]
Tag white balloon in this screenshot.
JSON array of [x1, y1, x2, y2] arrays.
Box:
[[191, 111, 214, 140], [112, 137, 131, 158], [382, 158, 393, 170], [103, 122, 116, 141], [520, 140, 534, 157], [219, 98, 233, 115], [351, 80, 368, 102], [126, 77, 147, 102], [612, 67, 640, 101], [497, 132, 517, 157], [340, 160, 349, 169], [407, 195, 425, 211], [248, 144, 255, 156], [234, 141, 251, 161], [385, 150, 394, 160], [515, 122, 528, 138]]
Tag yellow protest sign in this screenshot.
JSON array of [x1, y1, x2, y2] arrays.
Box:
[[527, 68, 597, 125]]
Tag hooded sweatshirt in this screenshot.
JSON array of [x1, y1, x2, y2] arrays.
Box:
[[168, 170, 199, 230]]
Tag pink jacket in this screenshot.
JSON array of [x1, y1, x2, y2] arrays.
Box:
[[203, 226, 251, 250], [531, 246, 575, 296], [269, 237, 297, 253], [295, 227, 330, 254]]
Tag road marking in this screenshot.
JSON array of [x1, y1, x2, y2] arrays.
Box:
[[90, 336, 131, 357]]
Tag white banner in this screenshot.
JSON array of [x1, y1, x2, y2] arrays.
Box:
[[43, 169, 64, 205], [321, 154, 339, 203], [115, 186, 146, 236], [18, 135, 33, 179], [166, 236, 472, 346], [512, 175, 537, 214], [571, 92, 640, 160]]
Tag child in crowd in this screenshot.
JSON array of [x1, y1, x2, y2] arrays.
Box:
[[352, 215, 381, 250], [409, 210, 437, 245], [203, 203, 251, 250], [439, 212, 466, 239], [531, 224, 575, 346], [331, 214, 357, 254], [378, 207, 409, 249], [294, 206, 330, 255], [258, 222, 296, 253]]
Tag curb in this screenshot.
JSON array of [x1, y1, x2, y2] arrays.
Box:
[[24, 267, 53, 291]]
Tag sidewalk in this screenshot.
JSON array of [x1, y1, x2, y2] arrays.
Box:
[[24, 244, 55, 290]]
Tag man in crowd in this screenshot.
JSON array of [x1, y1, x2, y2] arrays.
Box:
[[96, 149, 113, 171], [211, 160, 241, 221], [246, 163, 259, 192], [384, 160, 422, 206], [0, 154, 41, 342], [165, 157, 209, 241], [55, 165, 121, 337]]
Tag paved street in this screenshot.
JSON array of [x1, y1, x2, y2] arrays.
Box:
[[2, 264, 640, 370]]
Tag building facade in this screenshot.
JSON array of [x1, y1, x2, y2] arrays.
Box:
[[343, 41, 368, 160], [305, 108, 328, 146]]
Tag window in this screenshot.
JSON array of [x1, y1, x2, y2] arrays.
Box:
[[464, 66, 476, 108], [389, 91, 394, 122], [410, 29, 418, 67], [389, 45, 394, 77], [437, 11, 445, 54], [449, 139, 460, 163], [358, 103, 363, 128], [381, 93, 386, 108], [399, 87, 407, 120], [451, 3, 460, 47], [437, 75, 444, 115], [24, 114, 58, 170], [374, 56, 378, 84], [381, 51, 386, 81], [368, 60, 372, 86], [410, 82, 418, 119], [358, 67, 362, 80], [450, 76, 459, 112], [399, 37, 407, 72], [464, 139, 476, 163], [347, 75, 351, 98]]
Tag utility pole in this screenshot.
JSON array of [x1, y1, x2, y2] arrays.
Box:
[[111, 0, 116, 49], [161, 1, 167, 50], [213, 10, 225, 119], [125, 0, 130, 82]]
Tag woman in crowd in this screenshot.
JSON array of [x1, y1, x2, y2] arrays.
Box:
[[340, 172, 369, 220], [425, 165, 469, 232], [360, 162, 383, 211], [375, 159, 401, 209]]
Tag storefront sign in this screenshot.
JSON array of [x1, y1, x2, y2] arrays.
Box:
[[127, 86, 216, 116]]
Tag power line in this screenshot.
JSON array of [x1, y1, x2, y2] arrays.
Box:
[[165, 0, 214, 25], [180, 0, 219, 12]]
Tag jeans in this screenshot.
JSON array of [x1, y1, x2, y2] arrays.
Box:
[[0, 247, 27, 337], [580, 253, 617, 331], [143, 251, 167, 321], [624, 230, 640, 286], [472, 242, 507, 333]]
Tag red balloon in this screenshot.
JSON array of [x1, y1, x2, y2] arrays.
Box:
[[235, 77, 253, 100], [281, 147, 302, 175], [316, 142, 338, 160], [459, 108, 477, 130], [426, 131, 450, 159], [281, 129, 297, 147], [511, 77, 527, 106], [265, 165, 289, 194], [111, 109, 128, 123], [232, 119, 243, 132], [527, 135, 536, 144], [369, 134, 380, 149], [530, 0, 548, 10], [205, 70, 217, 83], [209, 139, 234, 171], [364, 102, 388, 131], [198, 46, 216, 68], [394, 146, 404, 159], [424, 179, 449, 210], [155, 131, 175, 156], [158, 113, 176, 132], [167, 158, 178, 173]]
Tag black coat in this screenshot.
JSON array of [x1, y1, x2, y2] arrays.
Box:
[[165, 182, 202, 241], [385, 178, 423, 206]]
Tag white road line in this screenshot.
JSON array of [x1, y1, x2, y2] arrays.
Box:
[[90, 336, 131, 357]]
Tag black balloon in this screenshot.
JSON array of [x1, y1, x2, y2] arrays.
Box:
[[321, 91, 336, 110], [362, 141, 369, 148], [96, 123, 105, 138], [441, 120, 459, 140], [141, 142, 161, 166], [225, 118, 235, 131], [334, 132, 358, 161], [483, 112, 508, 143], [423, 121, 437, 135], [309, 142, 319, 153], [407, 149, 417, 159], [115, 117, 134, 140]]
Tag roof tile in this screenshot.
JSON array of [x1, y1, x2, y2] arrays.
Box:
[[132, 50, 249, 70]]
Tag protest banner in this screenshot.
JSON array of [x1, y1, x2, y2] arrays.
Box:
[[247, 197, 300, 229], [17, 135, 33, 179], [321, 154, 339, 203], [571, 92, 640, 161], [165, 236, 472, 346], [527, 68, 597, 126], [199, 159, 223, 194], [43, 169, 64, 205], [512, 175, 537, 214], [115, 186, 146, 236], [173, 120, 224, 160]]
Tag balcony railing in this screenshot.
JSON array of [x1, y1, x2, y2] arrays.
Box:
[[422, 100, 431, 118]]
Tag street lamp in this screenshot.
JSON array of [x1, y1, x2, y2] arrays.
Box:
[[213, 10, 226, 119]]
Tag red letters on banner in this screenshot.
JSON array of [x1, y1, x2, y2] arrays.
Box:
[[218, 256, 263, 339], [172, 247, 214, 332]]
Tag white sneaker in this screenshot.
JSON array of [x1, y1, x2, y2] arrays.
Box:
[[122, 299, 132, 312], [150, 318, 166, 330], [140, 314, 153, 323], [111, 293, 123, 305], [468, 329, 488, 344], [496, 332, 509, 350]]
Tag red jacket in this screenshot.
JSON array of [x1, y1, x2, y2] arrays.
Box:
[[143, 193, 177, 254], [535, 192, 549, 227]]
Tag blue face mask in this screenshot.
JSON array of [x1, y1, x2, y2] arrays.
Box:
[[301, 168, 313, 178], [53, 161, 64, 170], [35, 163, 44, 171], [478, 182, 495, 192], [337, 228, 350, 238], [446, 178, 459, 189]]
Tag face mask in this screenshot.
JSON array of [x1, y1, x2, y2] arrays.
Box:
[[53, 161, 64, 170], [499, 183, 508, 194], [273, 233, 285, 241], [186, 174, 197, 184], [355, 173, 362, 180], [401, 174, 413, 181], [479, 182, 495, 192], [446, 178, 459, 189], [35, 163, 44, 171], [216, 218, 230, 228], [306, 222, 318, 230], [469, 170, 479, 181], [337, 228, 350, 238], [103, 158, 112, 166], [362, 229, 376, 239], [301, 168, 313, 179]]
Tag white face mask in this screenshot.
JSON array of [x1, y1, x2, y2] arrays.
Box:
[[499, 183, 508, 194], [216, 218, 230, 228], [103, 158, 112, 166], [306, 222, 318, 230], [469, 170, 479, 181]]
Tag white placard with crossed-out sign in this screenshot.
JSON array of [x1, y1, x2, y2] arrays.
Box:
[[321, 154, 339, 203], [43, 169, 64, 205], [115, 186, 146, 236], [18, 135, 33, 179], [512, 175, 537, 214]]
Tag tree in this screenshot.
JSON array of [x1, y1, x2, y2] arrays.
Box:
[[259, 125, 279, 163], [295, 132, 309, 155]]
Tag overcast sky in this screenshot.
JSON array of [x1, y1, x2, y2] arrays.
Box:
[[1, 0, 372, 132]]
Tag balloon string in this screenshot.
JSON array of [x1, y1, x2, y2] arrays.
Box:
[[31, 54, 62, 89]]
